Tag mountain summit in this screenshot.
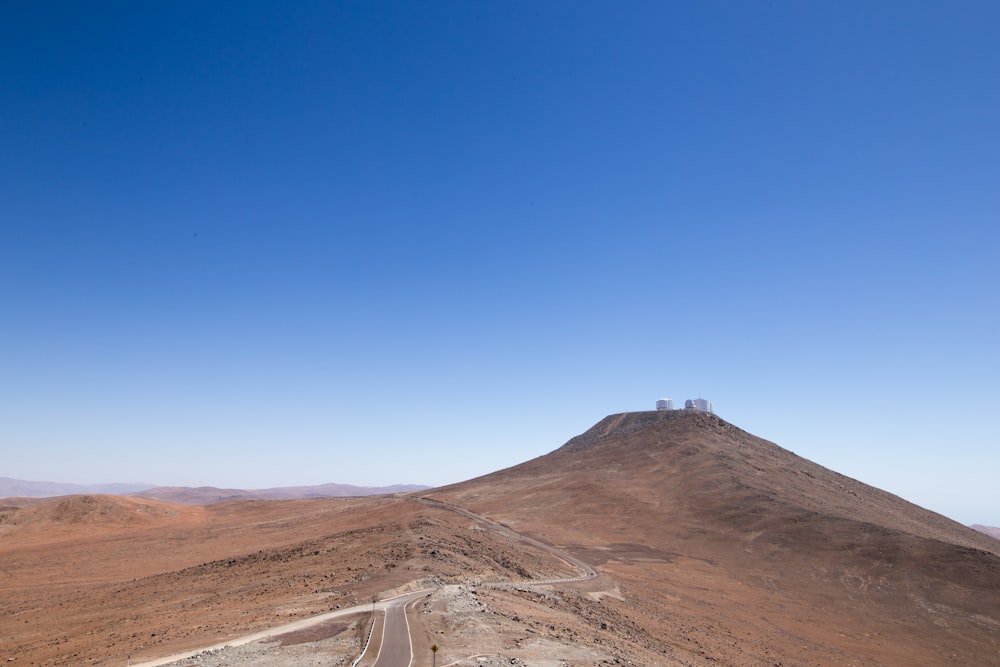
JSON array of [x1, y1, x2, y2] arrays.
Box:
[[430, 410, 1000, 665], [436, 410, 998, 552]]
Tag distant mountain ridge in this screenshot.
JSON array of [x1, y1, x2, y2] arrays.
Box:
[[134, 483, 429, 504], [0, 477, 154, 498], [0, 477, 428, 504], [971, 524, 1000, 541]]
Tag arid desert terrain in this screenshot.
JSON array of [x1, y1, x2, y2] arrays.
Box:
[[3, 410, 999, 666]]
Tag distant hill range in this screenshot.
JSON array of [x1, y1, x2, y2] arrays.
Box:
[[971, 524, 1000, 541], [0, 477, 154, 498], [133, 483, 429, 504], [0, 477, 427, 504]]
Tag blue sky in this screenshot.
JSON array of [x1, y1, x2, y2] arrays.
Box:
[[2, 2, 997, 525]]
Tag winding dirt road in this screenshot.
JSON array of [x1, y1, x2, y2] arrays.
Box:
[[416, 496, 597, 583]]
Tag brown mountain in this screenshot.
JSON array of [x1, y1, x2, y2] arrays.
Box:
[[428, 410, 1000, 665], [2, 411, 998, 666]]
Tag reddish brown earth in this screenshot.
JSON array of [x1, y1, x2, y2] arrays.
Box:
[[431, 411, 1000, 665], [3, 410, 999, 666]]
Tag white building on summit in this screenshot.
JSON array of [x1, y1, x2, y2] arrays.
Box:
[[685, 398, 714, 413], [656, 398, 675, 411]]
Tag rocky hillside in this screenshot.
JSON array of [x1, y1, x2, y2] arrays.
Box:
[[430, 410, 1000, 666]]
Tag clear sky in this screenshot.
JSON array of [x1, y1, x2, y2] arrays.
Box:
[[2, 2, 997, 525]]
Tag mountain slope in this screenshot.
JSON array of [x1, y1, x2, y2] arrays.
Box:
[[429, 410, 1000, 666], [0, 495, 205, 544]]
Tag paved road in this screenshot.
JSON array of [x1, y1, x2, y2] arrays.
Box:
[[370, 590, 430, 667], [132, 498, 595, 667], [131, 591, 430, 667]]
